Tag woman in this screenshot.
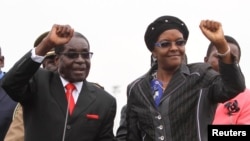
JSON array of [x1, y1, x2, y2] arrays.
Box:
[[126, 15, 245, 141]]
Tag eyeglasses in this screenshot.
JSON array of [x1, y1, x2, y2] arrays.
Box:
[[60, 52, 93, 59], [155, 39, 186, 48]]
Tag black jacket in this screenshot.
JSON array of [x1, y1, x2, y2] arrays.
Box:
[[1, 51, 116, 141], [126, 62, 245, 141]]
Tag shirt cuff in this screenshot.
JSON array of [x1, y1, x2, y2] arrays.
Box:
[[31, 48, 45, 63]]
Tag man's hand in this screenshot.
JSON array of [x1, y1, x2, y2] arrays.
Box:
[[47, 24, 74, 47], [35, 24, 74, 56]]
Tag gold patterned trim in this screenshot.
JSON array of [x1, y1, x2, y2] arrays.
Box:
[[12, 103, 21, 120]]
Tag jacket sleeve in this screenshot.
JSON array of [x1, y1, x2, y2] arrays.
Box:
[[98, 97, 117, 141], [212, 60, 246, 103], [1, 51, 41, 102], [115, 105, 127, 141]]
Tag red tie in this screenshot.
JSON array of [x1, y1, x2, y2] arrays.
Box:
[[65, 83, 76, 115]]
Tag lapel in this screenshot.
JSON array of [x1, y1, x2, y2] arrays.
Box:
[[160, 65, 189, 102], [0, 87, 7, 101], [0, 79, 6, 100], [71, 81, 96, 118], [138, 72, 156, 107], [50, 75, 96, 118], [50, 73, 68, 115]]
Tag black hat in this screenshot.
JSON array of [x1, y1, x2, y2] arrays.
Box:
[[144, 15, 189, 52]]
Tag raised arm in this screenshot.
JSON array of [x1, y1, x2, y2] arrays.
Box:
[[35, 24, 74, 56], [199, 20, 232, 64]]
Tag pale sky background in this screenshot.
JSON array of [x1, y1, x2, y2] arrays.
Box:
[[1, 0, 249, 133]]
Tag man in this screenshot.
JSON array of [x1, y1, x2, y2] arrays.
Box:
[[41, 49, 57, 71], [204, 35, 250, 124], [4, 31, 57, 141], [0, 46, 17, 141], [1, 25, 116, 141]]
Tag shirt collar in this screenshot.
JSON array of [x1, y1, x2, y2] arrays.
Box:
[[60, 76, 83, 92], [0, 71, 5, 79]]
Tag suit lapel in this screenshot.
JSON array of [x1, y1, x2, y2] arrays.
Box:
[[50, 73, 68, 115], [161, 65, 189, 102], [71, 81, 96, 118], [0, 79, 6, 100], [138, 75, 156, 107], [0, 87, 6, 100], [50, 75, 96, 118]]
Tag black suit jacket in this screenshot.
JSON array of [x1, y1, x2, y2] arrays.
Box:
[[126, 62, 245, 141], [0, 79, 17, 141], [1, 51, 116, 141]]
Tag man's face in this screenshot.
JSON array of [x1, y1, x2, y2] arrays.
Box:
[[56, 36, 92, 83], [205, 47, 220, 72], [205, 43, 240, 72]]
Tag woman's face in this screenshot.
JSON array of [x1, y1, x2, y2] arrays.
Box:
[[152, 29, 186, 71]]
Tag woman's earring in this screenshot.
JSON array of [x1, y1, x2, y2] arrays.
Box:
[[151, 55, 157, 67], [152, 56, 157, 61]]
